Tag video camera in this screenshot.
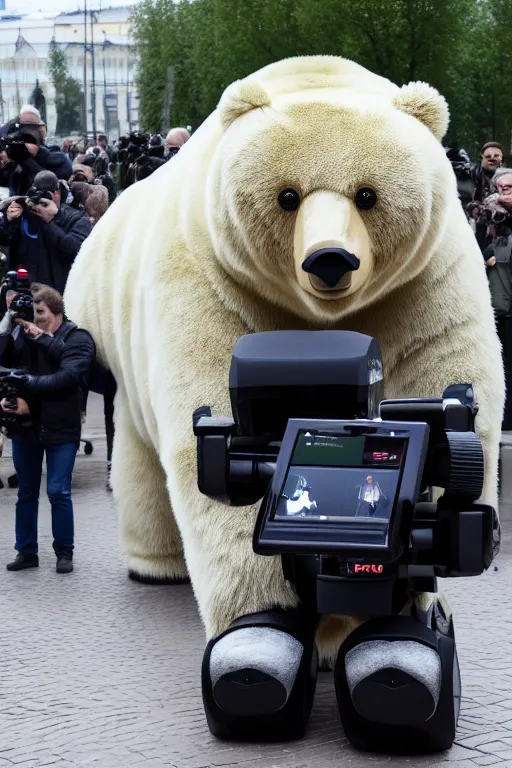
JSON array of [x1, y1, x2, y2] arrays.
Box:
[[194, 331, 497, 618], [4, 268, 33, 324]]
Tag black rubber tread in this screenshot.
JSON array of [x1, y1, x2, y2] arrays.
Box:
[[214, 668, 288, 716], [351, 667, 436, 725]]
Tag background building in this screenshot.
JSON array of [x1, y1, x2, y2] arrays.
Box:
[[0, 4, 139, 141]]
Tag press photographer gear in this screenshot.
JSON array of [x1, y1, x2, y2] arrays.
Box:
[[193, 330, 497, 753], [0, 121, 42, 165], [24, 185, 53, 207], [4, 267, 34, 323], [0, 367, 31, 426]]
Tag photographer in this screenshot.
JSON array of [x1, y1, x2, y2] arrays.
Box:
[[0, 108, 72, 197], [480, 167, 512, 430], [0, 283, 95, 573], [0, 170, 92, 295], [117, 132, 170, 190], [165, 127, 190, 158]]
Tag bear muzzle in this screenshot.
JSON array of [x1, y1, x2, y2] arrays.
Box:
[[302, 248, 360, 292]]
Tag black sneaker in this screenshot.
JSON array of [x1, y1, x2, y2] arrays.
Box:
[[7, 552, 39, 571], [56, 552, 73, 574]]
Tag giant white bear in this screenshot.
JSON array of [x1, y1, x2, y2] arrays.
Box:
[[64, 56, 503, 750]]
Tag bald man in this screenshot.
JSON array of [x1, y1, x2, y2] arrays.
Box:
[[165, 127, 190, 157]]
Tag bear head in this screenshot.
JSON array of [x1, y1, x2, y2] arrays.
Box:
[[206, 57, 453, 324]]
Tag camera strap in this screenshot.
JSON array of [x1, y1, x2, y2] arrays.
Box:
[[22, 217, 39, 240]]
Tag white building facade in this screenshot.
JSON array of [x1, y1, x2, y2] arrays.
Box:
[[0, 5, 139, 141]]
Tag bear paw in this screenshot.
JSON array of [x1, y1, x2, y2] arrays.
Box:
[[345, 639, 442, 726], [210, 627, 303, 716], [127, 555, 190, 585]]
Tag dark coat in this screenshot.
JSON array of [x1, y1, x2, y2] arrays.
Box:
[[0, 146, 72, 197], [484, 235, 512, 318], [0, 320, 95, 445], [0, 203, 92, 295]]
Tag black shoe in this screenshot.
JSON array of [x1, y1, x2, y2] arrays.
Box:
[[7, 474, 18, 489], [7, 552, 39, 571], [56, 552, 73, 574]]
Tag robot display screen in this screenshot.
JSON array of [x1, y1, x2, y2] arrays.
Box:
[[274, 431, 407, 528]]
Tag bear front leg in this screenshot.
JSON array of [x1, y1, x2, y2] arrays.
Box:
[[165, 443, 298, 636], [111, 398, 188, 584]]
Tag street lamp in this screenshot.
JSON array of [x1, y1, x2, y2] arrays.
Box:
[[90, 10, 97, 143], [102, 30, 108, 139], [83, 0, 87, 140]]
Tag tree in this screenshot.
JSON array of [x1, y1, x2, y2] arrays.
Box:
[[48, 39, 83, 135], [130, 0, 511, 160], [130, 0, 179, 133]]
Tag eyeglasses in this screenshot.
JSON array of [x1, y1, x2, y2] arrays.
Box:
[[498, 184, 512, 192]]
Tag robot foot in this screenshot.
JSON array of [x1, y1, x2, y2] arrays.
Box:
[[202, 609, 318, 741], [335, 611, 460, 754]]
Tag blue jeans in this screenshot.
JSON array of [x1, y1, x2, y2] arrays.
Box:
[[12, 439, 78, 556]]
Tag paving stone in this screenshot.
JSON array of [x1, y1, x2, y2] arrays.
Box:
[[0, 393, 510, 767]]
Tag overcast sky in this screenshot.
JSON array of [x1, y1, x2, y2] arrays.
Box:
[[5, 0, 139, 13]]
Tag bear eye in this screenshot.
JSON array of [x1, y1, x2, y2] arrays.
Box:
[[355, 187, 377, 210], [278, 188, 301, 211]]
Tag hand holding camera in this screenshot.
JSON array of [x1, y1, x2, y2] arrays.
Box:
[[0, 366, 32, 426], [29, 197, 58, 223], [0, 395, 30, 416], [2, 139, 32, 165], [6, 201, 23, 222]]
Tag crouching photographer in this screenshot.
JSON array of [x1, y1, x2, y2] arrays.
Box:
[[0, 282, 95, 573]]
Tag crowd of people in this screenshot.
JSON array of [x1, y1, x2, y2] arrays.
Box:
[[0, 102, 510, 574], [448, 142, 512, 430], [0, 105, 190, 573]]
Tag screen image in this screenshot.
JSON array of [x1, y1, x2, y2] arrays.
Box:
[[291, 431, 405, 469], [274, 466, 400, 524]]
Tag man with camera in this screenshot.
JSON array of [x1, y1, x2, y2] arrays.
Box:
[[165, 127, 190, 158], [479, 167, 512, 431], [0, 106, 72, 197], [0, 282, 95, 573], [0, 170, 92, 296]]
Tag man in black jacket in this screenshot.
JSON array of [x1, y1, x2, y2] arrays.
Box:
[[0, 283, 95, 573], [0, 170, 92, 295], [469, 142, 504, 202], [0, 109, 72, 197]]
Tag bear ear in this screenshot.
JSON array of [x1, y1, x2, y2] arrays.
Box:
[[218, 78, 271, 130], [392, 81, 449, 141]]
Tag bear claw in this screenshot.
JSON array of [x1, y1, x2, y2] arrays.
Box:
[[128, 570, 191, 586]]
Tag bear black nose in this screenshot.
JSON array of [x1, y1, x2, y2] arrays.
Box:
[[302, 248, 360, 288]]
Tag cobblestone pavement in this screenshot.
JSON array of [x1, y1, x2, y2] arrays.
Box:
[[0, 394, 511, 767]]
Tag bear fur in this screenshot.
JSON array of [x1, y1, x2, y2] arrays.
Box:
[[64, 56, 503, 648]]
